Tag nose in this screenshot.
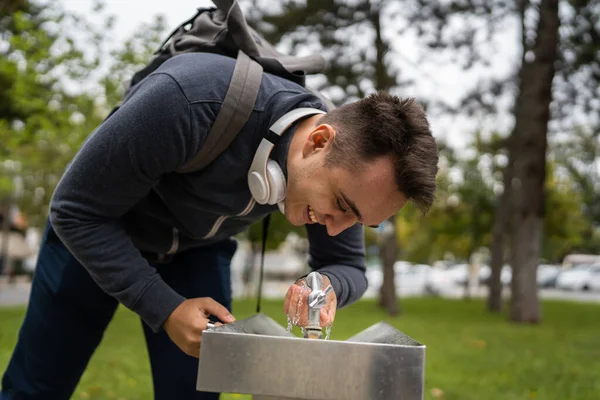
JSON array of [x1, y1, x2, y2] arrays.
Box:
[[324, 212, 356, 236]]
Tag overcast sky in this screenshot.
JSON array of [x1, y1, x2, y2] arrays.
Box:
[[59, 0, 520, 151]]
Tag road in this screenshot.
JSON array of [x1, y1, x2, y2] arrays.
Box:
[[363, 283, 600, 304], [0, 281, 31, 306], [2, 279, 600, 306]]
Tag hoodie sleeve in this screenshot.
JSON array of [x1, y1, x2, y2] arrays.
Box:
[[304, 223, 368, 308], [49, 72, 214, 332]]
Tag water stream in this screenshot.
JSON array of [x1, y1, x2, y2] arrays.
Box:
[[285, 280, 332, 340]]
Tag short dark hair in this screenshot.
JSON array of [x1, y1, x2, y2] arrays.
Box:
[[321, 91, 439, 214]]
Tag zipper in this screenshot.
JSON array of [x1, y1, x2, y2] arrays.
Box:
[[157, 227, 180, 262], [203, 198, 256, 240], [166, 227, 179, 255]]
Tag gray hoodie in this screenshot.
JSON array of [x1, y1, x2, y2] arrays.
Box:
[[49, 53, 367, 332]]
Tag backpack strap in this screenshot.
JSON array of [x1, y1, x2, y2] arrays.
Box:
[[176, 50, 263, 173]]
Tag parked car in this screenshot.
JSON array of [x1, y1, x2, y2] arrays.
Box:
[[588, 264, 600, 291], [555, 264, 600, 291], [473, 264, 512, 286], [537, 264, 561, 288], [365, 263, 451, 296], [444, 263, 469, 285], [395, 264, 431, 294], [365, 266, 383, 293], [424, 266, 454, 295], [562, 254, 600, 269], [478, 265, 511, 286]]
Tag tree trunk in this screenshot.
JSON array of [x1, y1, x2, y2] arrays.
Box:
[[1, 201, 12, 278], [378, 217, 399, 316], [510, 215, 543, 321], [488, 144, 513, 312], [488, 0, 528, 313], [371, 5, 399, 315], [509, 0, 559, 323], [465, 202, 483, 300]]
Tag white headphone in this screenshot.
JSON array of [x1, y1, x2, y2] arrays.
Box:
[[248, 107, 326, 213]]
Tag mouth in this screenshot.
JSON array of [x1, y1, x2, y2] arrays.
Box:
[[306, 205, 318, 224]]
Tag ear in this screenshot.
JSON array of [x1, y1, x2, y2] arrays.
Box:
[[302, 124, 336, 157]]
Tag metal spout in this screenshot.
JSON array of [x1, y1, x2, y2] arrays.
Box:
[[304, 272, 333, 339]]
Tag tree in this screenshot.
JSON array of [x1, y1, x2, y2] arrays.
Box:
[[553, 126, 600, 254], [0, 0, 113, 227], [397, 135, 497, 265], [98, 14, 167, 112], [542, 163, 588, 262], [392, 0, 527, 312], [0, 0, 170, 229], [246, 0, 411, 315], [397, 136, 588, 266], [508, 0, 559, 323], [406, 0, 598, 321]]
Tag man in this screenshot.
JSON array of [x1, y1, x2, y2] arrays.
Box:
[[1, 52, 439, 399]]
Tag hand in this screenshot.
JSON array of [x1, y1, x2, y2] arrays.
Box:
[[284, 273, 337, 328], [163, 297, 235, 358]]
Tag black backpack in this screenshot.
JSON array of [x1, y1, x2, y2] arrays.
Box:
[[122, 0, 334, 174]]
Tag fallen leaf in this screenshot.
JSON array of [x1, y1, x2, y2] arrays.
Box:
[[431, 387, 444, 398]]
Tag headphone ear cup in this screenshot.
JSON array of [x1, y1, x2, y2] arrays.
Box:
[[265, 160, 286, 205]]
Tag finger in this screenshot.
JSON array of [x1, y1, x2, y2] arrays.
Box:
[[283, 285, 294, 314], [320, 308, 335, 327], [295, 285, 313, 326], [186, 342, 200, 359], [286, 286, 299, 321], [198, 297, 235, 323], [287, 285, 304, 323], [183, 330, 202, 358], [320, 308, 328, 326]]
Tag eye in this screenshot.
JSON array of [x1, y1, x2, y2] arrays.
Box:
[[336, 197, 349, 213]]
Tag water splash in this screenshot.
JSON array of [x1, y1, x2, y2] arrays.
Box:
[[325, 326, 332, 340], [293, 281, 308, 326], [286, 280, 309, 334]]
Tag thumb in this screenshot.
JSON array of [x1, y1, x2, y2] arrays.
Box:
[[197, 298, 235, 323], [320, 308, 330, 326]]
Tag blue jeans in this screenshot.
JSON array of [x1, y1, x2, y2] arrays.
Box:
[[1, 222, 236, 400]]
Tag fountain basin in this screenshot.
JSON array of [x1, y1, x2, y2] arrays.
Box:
[[197, 314, 425, 400]]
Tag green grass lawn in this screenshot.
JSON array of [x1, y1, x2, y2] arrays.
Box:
[[1, 297, 599, 399]]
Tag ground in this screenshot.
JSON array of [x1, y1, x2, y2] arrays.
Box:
[[0, 298, 598, 399]]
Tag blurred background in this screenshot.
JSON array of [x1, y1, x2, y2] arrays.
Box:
[[1, 0, 599, 399]]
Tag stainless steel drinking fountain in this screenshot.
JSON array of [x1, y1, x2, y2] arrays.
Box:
[[196, 273, 426, 400]]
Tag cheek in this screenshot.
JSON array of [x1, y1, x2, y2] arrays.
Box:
[[289, 164, 329, 205], [289, 174, 312, 198]]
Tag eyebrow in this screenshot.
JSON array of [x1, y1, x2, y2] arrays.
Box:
[[340, 190, 379, 228]]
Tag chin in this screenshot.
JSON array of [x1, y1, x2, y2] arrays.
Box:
[[288, 214, 304, 227]]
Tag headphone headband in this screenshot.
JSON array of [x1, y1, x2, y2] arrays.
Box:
[[270, 108, 326, 136], [248, 108, 326, 205]]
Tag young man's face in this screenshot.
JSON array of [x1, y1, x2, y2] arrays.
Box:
[[284, 124, 407, 236]]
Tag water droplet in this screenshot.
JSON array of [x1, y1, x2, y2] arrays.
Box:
[[287, 316, 292, 333], [325, 326, 332, 340], [293, 281, 307, 326]]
